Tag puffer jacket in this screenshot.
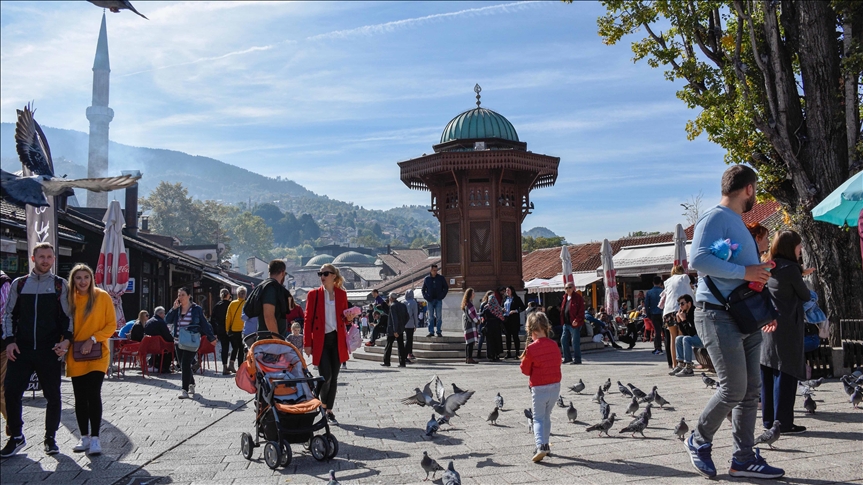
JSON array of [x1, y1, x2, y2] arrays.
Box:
[[2, 270, 72, 351]]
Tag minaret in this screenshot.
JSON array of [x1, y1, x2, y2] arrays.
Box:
[[86, 12, 114, 208]]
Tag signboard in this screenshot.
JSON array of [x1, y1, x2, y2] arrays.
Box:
[[126, 277, 135, 293]]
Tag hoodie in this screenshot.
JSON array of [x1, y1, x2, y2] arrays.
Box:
[[404, 290, 419, 329]]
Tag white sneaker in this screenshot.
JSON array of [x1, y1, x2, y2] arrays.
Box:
[[188, 384, 196, 396], [178, 390, 189, 399], [73, 436, 90, 453], [88, 437, 102, 456]]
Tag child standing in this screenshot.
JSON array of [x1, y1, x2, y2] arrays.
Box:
[[519, 312, 561, 463], [286, 322, 304, 351]]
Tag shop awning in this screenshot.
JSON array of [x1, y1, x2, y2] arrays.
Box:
[[525, 272, 600, 294], [596, 242, 692, 277], [203, 271, 243, 293]]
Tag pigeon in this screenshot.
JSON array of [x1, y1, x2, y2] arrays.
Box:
[[654, 390, 670, 408], [673, 418, 689, 440], [592, 386, 604, 403], [524, 408, 533, 429], [797, 384, 815, 396], [442, 461, 461, 485], [851, 387, 862, 409], [567, 402, 578, 423], [402, 387, 435, 407], [421, 451, 444, 481], [437, 414, 451, 427], [327, 470, 339, 485], [800, 377, 824, 389], [433, 390, 475, 420], [557, 396, 566, 408], [641, 403, 653, 421], [640, 386, 657, 404], [619, 416, 647, 437], [486, 407, 499, 425], [452, 383, 467, 394], [425, 413, 440, 437], [586, 413, 616, 437], [625, 396, 640, 415], [842, 377, 856, 396], [803, 393, 817, 414], [755, 420, 781, 449], [87, 0, 148, 19], [569, 379, 585, 394], [602, 378, 612, 392], [627, 383, 647, 399], [618, 381, 633, 397], [599, 397, 611, 420], [629, 404, 652, 428], [494, 392, 504, 409], [701, 373, 717, 389]]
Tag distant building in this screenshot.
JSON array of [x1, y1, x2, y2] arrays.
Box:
[[86, 13, 114, 208]]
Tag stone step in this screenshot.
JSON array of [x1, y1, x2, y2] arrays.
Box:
[[353, 338, 609, 363]]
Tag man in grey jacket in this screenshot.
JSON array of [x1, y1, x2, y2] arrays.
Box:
[[404, 290, 419, 363], [382, 294, 409, 367]]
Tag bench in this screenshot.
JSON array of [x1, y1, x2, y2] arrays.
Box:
[[840, 319, 863, 371]]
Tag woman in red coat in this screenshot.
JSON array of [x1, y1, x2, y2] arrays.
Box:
[[303, 263, 350, 424]]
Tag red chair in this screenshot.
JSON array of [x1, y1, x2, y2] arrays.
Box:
[[137, 336, 166, 378], [196, 339, 218, 374], [115, 341, 141, 377]]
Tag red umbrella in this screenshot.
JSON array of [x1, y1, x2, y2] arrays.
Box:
[[95, 200, 129, 329]]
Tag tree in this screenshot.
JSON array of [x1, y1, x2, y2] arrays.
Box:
[[522, 236, 567, 253], [597, 0, 863, 341], [252, 203, 284, 226], [227, 213, 274, 262], [140, 182, 228, 248], [681, 190, 704, 227]]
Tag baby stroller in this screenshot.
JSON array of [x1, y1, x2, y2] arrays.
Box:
[[236, 331, 338, 469]]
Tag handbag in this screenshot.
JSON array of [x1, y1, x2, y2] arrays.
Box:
[[177, 327, 201, 352], [346, 324, 361, 353], [704, 276, 778, 334], [72, 340, 103, 361]]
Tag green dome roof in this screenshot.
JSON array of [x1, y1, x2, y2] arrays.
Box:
[[306, 254, 335, 267], [440, 107, 519, 144], [333, 251, 375, 265]]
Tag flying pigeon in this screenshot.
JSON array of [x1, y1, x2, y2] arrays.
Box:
[[599, 396, 611, 420], [626, 396, 640, 415], [755, 420, 781, 449], [654, 390, 670, 408], [851, 387, 862, 409], [701, 373, 717, 389], [494, 392, 504, 409], [486, 407, 499, 425], [327, 469, 339, 485], [592, 386, 604, 403], [433, 390, 474, 420], [627, 383, 647, 399], [619, 416, 647, 437], [570, 379, 585, 394], [673, 417, 688, 440], [87, 0, 148, 19], [436, 414, 451, 428], [602, 378, 612, 392], [557, 396, 566, 408], [429, 375, 446, 403], [567, 402, 578, 423], [586, 413, 616, 437], [442, 461, 461, 485], [640, 386, 657, 404], [421, 451, 444, 481], [524, 408, 533, 430], [618, 381, 633, 397], [425, 413, 439, 437], [452, 383, 467, 394], [803, 393, 817, 414], [402, 387, 435, 407], [800, 377, 824, 389]]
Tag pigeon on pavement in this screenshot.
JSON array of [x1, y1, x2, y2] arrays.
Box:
[[626, 396, 640, 415], [443, 461, 461, 485], [800, 377, 824, 389], [803, 393, 817, 414], [570, 379, 585, 394], [557, 396, 566, 408], [619, 417, 647, 437], [524, 408, 533, 430], [641, 403, 653, 421], [421, 451, 444, 481], [654, 390, 670, 408], [640, 386, 657, 404], [426, 414, 440, 437], [701, 373, 717, 389], [327, 469, 339, 485], [592, 386, 604, 403], [494, 393, 504, 409], [602, 378, 612, 392], [841, 377, 856, 396], [673, 418, 688, 440], [627, 383, 647, 399], [599, 396, 611, 420], [486, 407, 499, 425], [87, 0, 148, 19], [618, 381, 633, 397], [586, 413, 617, 437], [567, 402, 578, 423], [851, 387, 862, 409], [755, 420, 781, 449]]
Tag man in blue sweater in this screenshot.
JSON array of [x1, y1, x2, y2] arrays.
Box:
[[644, 277, 664, 355], [421, 264, 448, 337], [683, 165, 783, 480]]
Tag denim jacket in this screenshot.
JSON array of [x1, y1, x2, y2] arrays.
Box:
[[165, 304, 216, 342]]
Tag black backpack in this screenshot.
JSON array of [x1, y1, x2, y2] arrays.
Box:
[[243, 279, 284, 319]]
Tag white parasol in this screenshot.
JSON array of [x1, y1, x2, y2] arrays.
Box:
[[601, 239, 619, 314], [560, 245, 574, 287], [673, 223, 689, 271], [95, 200, 129, 329]]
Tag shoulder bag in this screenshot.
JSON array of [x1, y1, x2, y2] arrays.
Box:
[[704, 276, 778, 334], [177, 327, 201, 352]]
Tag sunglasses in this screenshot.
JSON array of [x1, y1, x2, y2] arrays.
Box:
[[565, 286, 574, 290], [318, 271, 334, 277]]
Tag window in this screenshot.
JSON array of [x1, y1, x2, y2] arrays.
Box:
[[446, 223, 461, 264]]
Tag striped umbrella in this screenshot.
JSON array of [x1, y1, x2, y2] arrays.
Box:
[[95, 200, 129, 329], [601, 239, 619, 314]]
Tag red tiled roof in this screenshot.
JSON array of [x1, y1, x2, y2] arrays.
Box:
[[377, 256, 442, 294], [378, 249, 433, 276]]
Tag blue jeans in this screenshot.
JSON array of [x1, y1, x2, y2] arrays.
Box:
[[674, 334, 704, 363], [760, 365, 797, 429], [427, 299, 443, 335], [531, 382, 560, 447], [693, 308, 761, 463], [560, 325, 581, 364]]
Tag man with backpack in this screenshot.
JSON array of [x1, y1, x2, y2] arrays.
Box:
[[1, 243, 72, 458], [244, 260, 289, 338]]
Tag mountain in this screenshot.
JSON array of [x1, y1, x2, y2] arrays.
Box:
[[523, 226, 559, 238]]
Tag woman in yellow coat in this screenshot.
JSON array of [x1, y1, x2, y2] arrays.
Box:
[[65, 264, 116, 456]]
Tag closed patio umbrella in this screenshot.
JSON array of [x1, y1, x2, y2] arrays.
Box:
[[560, 245, 574, 287], [95, 200, 129, 329], [673, 223, 688, 271], [601, 239, 619, 315]]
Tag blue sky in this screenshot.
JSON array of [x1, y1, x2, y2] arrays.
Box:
[[0, 1, 727, 243]]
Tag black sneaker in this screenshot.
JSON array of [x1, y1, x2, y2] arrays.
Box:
[[425, 333, 434, 338], [782, 425, 806, 434], [326, 412, 339, 425], [0, 436, 26, 458], [44, 437, 59, 455], [436, 333, 443, 338]]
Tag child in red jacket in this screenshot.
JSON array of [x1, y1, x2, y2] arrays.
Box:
[[519, 312, 562, 463]]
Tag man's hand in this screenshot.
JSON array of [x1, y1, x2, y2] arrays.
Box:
[[394, 332, 399, 338], [744, 264, 772, 284], [6, 343, 19, 362], [304, 346, 312, 357], [53, 339, 70, 357], [762, 320, 778, 333]]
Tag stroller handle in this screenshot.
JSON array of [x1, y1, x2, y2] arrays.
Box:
[[243, 331, 284, 347], [270, 376, 325, 387]]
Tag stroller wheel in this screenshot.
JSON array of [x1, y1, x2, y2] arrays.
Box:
[[240, 433, 254, 460], [325, 433, 339, 459], [279, 439, 293, 467], [264, 441, 282, 470], [310, 435, 328, 461]]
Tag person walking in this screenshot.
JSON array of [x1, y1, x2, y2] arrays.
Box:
[[165, 287, 216, 400], [685, 165, 784, 479], [503, 286, 526, 359], [1, 243, 72, 457], [480, 290, 505, 362], [65, 264, 116, 456], [303, 263, 350, 424], [662, 265, 695, 366], [461, 288, 479, 364], [225, 287, 247, 373], [403, 290, 419, 363], [0, 270, 13, 424], [519, 312, 561, 463], [559, 283, 585, 365], [644, 277, 665, 356], [669, 295, 700, 376], [210, 289, 232, 375], [421, 264, 449, 337], [259, 260, 290, 338], [382, 294, 408, 367], [762, 230, 812, 434]]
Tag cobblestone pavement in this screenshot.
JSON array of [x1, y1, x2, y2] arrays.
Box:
[[1, 342, 861, 485]]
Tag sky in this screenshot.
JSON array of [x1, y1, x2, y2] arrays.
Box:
[[0, 1, 728, 244]]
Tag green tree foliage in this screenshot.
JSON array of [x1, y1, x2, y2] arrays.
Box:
[[140, 182, 230, 251], [252, 203, 284, 226], [228, 212, 274, 262], [522, 236, 567, 253]]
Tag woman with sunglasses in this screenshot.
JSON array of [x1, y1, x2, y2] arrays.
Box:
[[303, 264, 350, 424]]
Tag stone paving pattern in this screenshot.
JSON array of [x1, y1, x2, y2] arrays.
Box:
[[1, 339, 861, 485]]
